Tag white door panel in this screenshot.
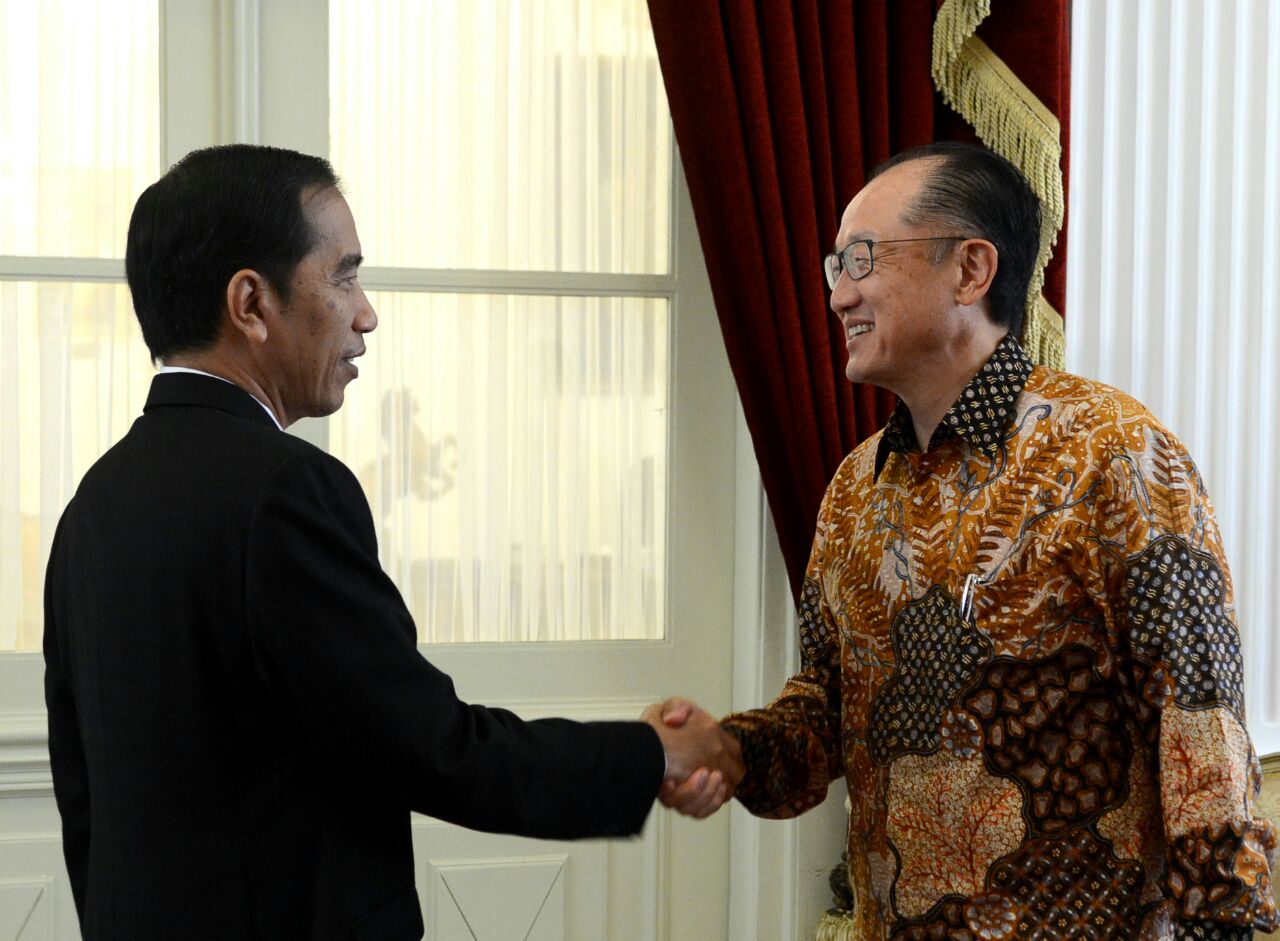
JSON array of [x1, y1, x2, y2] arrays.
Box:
[[0, 836, 75, 941]]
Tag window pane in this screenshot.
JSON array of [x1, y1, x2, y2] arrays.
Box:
[[329, 0, 671, 273], [0, 282, 153, 651], [0, 1, 160, 258], [328, 292, 668, 642]]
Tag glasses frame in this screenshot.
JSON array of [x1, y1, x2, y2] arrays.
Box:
[[823, 235, 974, 290]]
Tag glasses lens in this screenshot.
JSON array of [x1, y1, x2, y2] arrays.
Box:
[[823, 254, 841, 290], [847, 242, 872, 280]]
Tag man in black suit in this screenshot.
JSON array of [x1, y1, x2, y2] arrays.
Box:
[[43, 144, 742, 940]]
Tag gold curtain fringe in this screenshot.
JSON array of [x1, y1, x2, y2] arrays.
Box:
[[935, 35, 1064, 311], [1025, 293, 1065, 372], [931, 0, 1066, 369], [815, 911, 860, 941], [932, 0, 992, 68]]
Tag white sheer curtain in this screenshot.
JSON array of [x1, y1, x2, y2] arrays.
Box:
[[329, 0, 670, 273], [328, 0, 672, 643], [0, 1, 158, 652], [1068, 0, 1280, 753], [0, 0, 673, 650], [334, 293, 667, 643]]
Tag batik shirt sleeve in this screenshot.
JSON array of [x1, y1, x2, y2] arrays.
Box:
[[1087, 418, 1277, 940], [721, 482, 846, 819]]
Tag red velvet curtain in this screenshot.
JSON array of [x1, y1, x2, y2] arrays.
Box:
[[647, 2, 1069, 601]]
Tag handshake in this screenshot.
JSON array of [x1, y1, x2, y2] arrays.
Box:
[[642, 698, 745, 819]]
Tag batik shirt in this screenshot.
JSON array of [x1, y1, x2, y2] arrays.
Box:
[[724, 335, 1277, 941]]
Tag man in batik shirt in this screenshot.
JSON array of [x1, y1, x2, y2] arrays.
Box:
[[665, 142, 1277, 940]]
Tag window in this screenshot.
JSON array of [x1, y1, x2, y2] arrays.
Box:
[[327, 0, 672, 642], [0, 5, 739, 920], [0, 0, 158, 651], [0, 0, 681, 649]]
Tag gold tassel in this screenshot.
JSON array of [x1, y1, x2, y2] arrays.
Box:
[[814, 911, 861, 941], [1024, 293, 1065, 374], [931, 0, 1066, 369]]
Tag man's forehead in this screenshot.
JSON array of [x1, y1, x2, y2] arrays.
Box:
[[838, 159, 935, 241], [301, 180, 342, 204], [300, 185, 359, 254], [300, 184, 347, 223]]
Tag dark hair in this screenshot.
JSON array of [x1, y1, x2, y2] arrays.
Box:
[[869, 141, 1041, 338], [125, 144, 341, 360]]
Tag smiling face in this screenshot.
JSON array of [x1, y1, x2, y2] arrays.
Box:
[[264, 186, 377, 424], [829, 160, 967, 397]]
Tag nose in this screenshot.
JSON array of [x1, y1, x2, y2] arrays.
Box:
[[829, 269, 861, 319], [355, 285, 378, 333]]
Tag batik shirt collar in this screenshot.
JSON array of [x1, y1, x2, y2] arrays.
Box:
[[874, 332, 1034, 480]]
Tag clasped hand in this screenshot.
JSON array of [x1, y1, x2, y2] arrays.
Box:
[[642, 698, 744, 819]]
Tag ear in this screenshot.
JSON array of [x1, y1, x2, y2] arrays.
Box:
[[954, 238, 999, 307], [223, 269, 278, 345]]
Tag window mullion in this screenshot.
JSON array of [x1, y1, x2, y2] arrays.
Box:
[[0, 257, 125, 283]]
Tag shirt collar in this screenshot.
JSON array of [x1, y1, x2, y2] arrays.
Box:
[[157, 365, 283, 430], [874, 333, 1033, 479]]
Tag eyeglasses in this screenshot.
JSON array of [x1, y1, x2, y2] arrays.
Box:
[[823, 236, 973, 290]]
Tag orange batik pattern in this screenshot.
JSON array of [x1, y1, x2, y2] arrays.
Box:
[[724, 336, 1278, 941]]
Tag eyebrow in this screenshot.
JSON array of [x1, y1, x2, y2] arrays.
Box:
[[334, 253, 363, 275], [832, 233, 872, 253]]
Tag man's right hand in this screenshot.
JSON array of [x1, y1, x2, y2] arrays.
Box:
[[641, 698, 744, 819]]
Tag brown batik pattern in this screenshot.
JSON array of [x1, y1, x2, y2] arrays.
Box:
[[1168, 820, 1277, 931], [1171, 921, 1255, 940], [728, 687, 841, 819], [797, 575, 836, 672], [888, 829, 1146, 941], [722, 340, 1278, 940], [888, 898, 975, 941], [868, 587, 993, 766], [1123, 535, 1244, 715], [964, 646, 1131, 834], [985, 827, 1146, 941], [723, 574, 844, 819]]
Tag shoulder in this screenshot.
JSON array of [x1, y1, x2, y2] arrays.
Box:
[[834, 431, 882, 491], [1020, 366, 1191, 460], [258, 435, 368, 510], [811, 432, 882, 532], [147, 405, 361, 494], [1019, 368, 1209, 515], [99, 404, 370, 523]]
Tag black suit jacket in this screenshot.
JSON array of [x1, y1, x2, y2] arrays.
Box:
[[43, 373, 664, 940]]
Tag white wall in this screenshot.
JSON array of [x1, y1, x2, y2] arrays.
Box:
[[1067, 0, 1280, 756]]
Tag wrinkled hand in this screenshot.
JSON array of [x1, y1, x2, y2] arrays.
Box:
[[642, 697, 744, 819]]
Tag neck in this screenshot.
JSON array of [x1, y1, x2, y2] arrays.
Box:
[[899, 328, 1008, 451], [164, 348, 288, 427]]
